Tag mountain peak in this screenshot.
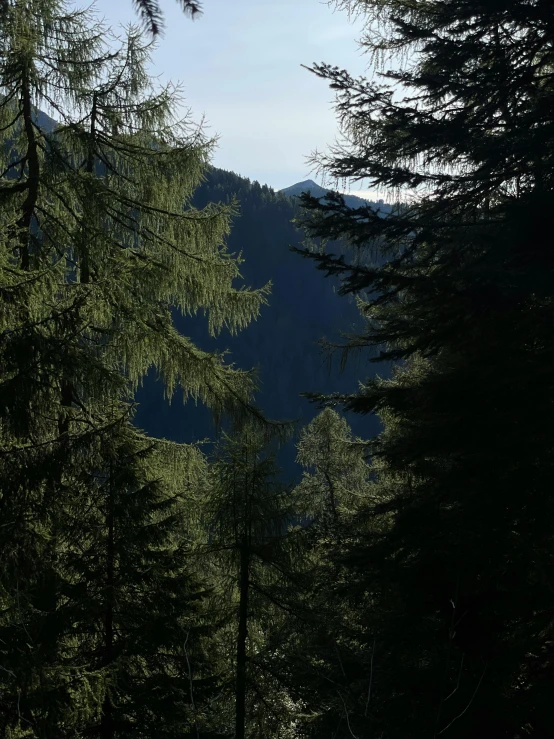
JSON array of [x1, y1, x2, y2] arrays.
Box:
[[280, 180, 327, 197], [290, 179, 319, 190], [280, 179, 391, 212], [279, 179, 328, 199]]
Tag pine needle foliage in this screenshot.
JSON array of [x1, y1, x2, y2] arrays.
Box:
[[282, 412, 376, 739], [1, 412, 212, 736], [0, 0, 268, 432], [56, 419, 211, 738], [295, 408, 371, 523], [132, 0, 202, 37], [292, 0, 554, 736], [0, 1, 268, 735]]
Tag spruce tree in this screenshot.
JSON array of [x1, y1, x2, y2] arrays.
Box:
[[294, 1, 554, 736], [55, 418, 213, 738]]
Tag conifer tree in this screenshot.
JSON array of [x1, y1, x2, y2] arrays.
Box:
[[132, 0, 202, 36], [294, 0, 554, 736], [56, 418, 212, 738], [282, 411, 375, 739], [0, 0, 266, 455], [0, 1, 268, 734], [295, 408, 370, 524], [203, 424, 299, 738]]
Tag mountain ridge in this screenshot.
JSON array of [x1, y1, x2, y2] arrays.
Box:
[[280, 178, 391, 212], [16, 103, 380, 477], [135, 167, 380, 479]]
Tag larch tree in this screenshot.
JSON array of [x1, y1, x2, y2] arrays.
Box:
[[285, 410, 376, 739], [295, 408, 370, 524], [132, 0, 202, 36], [0, 0, 268, 735], [293, 0, 554, 736], [202, 424, 300, 739]]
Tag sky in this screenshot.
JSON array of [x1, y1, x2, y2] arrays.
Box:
[[85, 0, 376, 196]]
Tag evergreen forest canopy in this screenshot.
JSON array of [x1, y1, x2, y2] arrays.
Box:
[[0, 1, 553, 738]]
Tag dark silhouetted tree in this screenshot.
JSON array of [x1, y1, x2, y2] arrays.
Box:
[[202, 423, 301, 738], [293, 0, 554, 736]]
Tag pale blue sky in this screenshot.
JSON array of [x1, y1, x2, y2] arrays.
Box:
[[86, 0, 373, 194]]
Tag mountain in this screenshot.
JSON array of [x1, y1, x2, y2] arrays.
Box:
[[134, 168, 382, 479], [280, 178, 391, 212], [35, 109, 58, 131], [25, 108, 381, 477]]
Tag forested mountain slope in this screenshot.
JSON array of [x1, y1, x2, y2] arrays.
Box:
[[18, 102, 381, 475], [134, 167, 382, 475]]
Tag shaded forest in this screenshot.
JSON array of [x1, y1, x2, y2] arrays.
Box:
[[135, 167, 382, 476], [1, 0, 553, 738]]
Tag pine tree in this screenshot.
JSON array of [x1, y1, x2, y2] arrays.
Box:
[[55, 418, 213, 738], [295, 408, 370, 524], [294, 0, 554, 736]]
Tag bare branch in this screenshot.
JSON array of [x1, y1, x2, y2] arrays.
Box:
[[437, 663, 488, 736]]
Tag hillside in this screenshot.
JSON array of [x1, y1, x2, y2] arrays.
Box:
[[134, 168, 382, 478]]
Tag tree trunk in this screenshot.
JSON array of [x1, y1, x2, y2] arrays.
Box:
[[80, 92, 97, 285], [19, 65, 40, 271], [101, 478, 115, 739], [323, 470, 339, 521], [235, 537, 250, 739]]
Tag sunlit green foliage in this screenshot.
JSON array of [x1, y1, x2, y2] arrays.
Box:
[[201, 424, 299, 738], [0, 1, 267, 735], [295, 408, 371, 522]]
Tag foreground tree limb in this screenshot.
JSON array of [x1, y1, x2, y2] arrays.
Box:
[[132, 0, 202, 35]]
